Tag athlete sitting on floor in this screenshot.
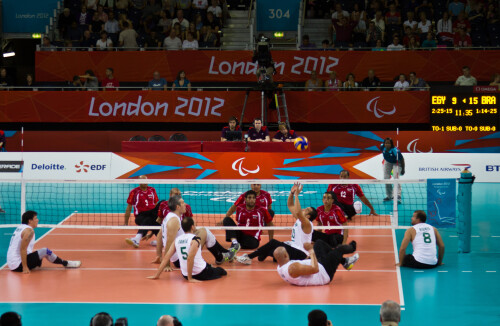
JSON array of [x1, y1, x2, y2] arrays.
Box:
[[312, 192, 349, 248], [236, 182, 317, 265], [148, 217, 229, 282], [397, 210, 445, 269], [274, 240, 359, 286], [7, 211, 81, 273]]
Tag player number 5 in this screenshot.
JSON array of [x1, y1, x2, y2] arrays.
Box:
[[180, 246, 188, 259]]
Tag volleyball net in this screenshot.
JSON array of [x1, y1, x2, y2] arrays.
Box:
[[0, 178, 428, 230]]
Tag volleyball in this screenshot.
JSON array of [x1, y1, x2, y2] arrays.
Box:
[[294, 136, 309, 151]]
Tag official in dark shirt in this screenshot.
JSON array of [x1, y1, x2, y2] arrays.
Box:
[[361, 69, 381, 91], [273, 122, 298, 142], [221, 116, 242, 141], [247, 118, 270, 142]]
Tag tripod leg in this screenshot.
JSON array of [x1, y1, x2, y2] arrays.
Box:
[[240, 90, 250, 128]]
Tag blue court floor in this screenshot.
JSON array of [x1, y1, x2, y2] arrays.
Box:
[[1, 183, 499, 326]]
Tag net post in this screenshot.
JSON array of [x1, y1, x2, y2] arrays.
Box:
[[457, 169, 474, 253], [392, 175, 399, 227], [20, 179, 26, 218]]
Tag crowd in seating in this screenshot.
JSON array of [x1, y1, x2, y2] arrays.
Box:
[[0, 301, 402, 325], [42, 0, 231, 51], [303, 0, 499, 49]]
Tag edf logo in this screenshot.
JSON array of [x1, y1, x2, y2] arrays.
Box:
[[486, 165, 500, 172]]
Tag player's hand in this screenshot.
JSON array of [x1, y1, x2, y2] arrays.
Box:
[[294, 182, 303, 194], [188, 278, 202, 283], [303, 242, 313, 251], [22, 269, 30, 274], [290, 184, 297, 194], [215, 220, 224, 226], [152, 256, 161, 264], [395, 263, 401, 267], [147, 275, 159, 280], [370, 209, 379, 216], [164, 265, 173, 272]]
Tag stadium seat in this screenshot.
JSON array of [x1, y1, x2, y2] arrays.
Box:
[[169, 133, 188, 141], [148, 135, 166, 141], [129, 135, 147, 141]]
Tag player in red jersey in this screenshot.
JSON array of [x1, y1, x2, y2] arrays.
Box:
[[222, 190, 273, 251], [327, 170, 378, 219], [225, 184, 274, 239], [312, 191, 349, 248], [124, 175, 160, 248]]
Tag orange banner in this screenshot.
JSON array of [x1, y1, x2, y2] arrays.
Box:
[[0, 91, 429, 123], [35, 50, 500, 83]]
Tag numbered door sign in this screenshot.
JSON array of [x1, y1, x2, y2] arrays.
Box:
[[256, 0, 301, 31]]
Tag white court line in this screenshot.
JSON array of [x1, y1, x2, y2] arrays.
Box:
[[391, 229, 405, 307], [39, 233, 393, 238], [437, 271, 448, 273], [0, 213, 75, 271], [462, 271, 472, 273], [486, 271, 497, 273], [0, 301, 385, 306], [14, 267, 396, 273], [413, 271, 424, 272], [33, 249, 395, 254]]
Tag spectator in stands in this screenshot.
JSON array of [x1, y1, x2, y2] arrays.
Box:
[[490, 73, 500, 90], [366, 21, 382, 46], [372, 39, 385, 51], [403, 11, 418, 33], [149, 71, 168, 90], [247, 118, 270, 142], [194, 13, 204, 30], [221, 116, 241, 141], [325, 71, 342, 91], [173, 22, 184, 40], [409, 72, 429, 90], [0, 68, 13, 89], [64, 40, 76, 51], [145, 31, 163, 48], [402, 26, 419, 47], [407, 35, 420, 49], [164, 28, 182, 49], [102, 68, 119, 90], [76, 5, 91, 30], [448, 0, 465, 19], [24, 74, 37, 90], [385, 3, 402, 40], [308, 309, 332, 326], [207, 0, 222, 20], [372, 11, 386, 41], [352, 11, 367, 47], [96, 31, 113, 50], [158, 10, 172, 32], [90, 11, 105, 34], [387, 35, 405, 50], [332, 16, 358, 48], [205, 11, 221, 32], [157, 315, 182, 326], [331, 3, 349, 20], [380, 300, 400, 325], [177, 0, 192, 19], [96, 5, 108, 23], [87, 0, 98, 12], [437, 11, 453, 34], [453, 12, 471, 34], [199, 26, 217, 48], [361, 69, 381, 91], [58, 8, 76, 40], [118, 13, 133, 31], [0, 129, 6, 152], [172, 9, 190, 32], [172, 70, 192, 90], [0, 312, 21, 326], [182, 31, 199, 49], [453, 28, 472, 47], [41, 36, 57, 51], [192, 0, 209, 19], [116, 0, 130, 15], [143, 0, 162, 20], [67, 21, 83, 43], [68, 75, 83, 91], [300, 34, 316, 49], [305, 71, 323, 91], [416, 0, 433, 21], [352, 2, 366, 22], [417, 12, 432, 41], [80, 30, 94, 50], [185, 22, 200, 40], [119, 21, 139, 49], [343, 73, 358, 91], [105, 12, 120, 35], [320, 39, 331, 50], [394, 74, 409, 91], [421, 32, 437, 48], [455, 66, 477, 86], [80, 69, 99, 90], [273, 122, 297, 142]]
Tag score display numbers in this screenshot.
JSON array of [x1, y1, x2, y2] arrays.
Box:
[[430, 94, 498, 131]]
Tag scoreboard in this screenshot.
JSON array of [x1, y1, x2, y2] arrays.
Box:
[[430, 93, 498, 132]]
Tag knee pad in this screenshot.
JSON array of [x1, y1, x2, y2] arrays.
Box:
[[268, 209, 275, 218]]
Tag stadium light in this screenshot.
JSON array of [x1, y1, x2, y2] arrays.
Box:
[[32, 33, 42, 39], [274, 32, 284, 38], [2, 52, 15, 58]]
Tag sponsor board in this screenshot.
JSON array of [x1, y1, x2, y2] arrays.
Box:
[[0, 161, 23, 173]]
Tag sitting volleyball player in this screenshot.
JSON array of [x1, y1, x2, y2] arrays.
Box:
[[7, 211, 81, 273], [274, 239, 359, 286], [149, 217, 229, 282], [153, 195, 235, 268], [237, 183, 317, 265], [397, 210, 445, 269]]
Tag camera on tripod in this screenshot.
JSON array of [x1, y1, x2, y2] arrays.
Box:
[[252, 35, 275, 89]]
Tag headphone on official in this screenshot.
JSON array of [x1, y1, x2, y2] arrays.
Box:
[[90, 312, 113, 326]]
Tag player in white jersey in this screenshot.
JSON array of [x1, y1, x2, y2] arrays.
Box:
[[236, 183, 317, 265], [398, 210, 445, 269], [148, 217, 228, 282], [274, 239, 359, 286], [6, 211, 81, 273]]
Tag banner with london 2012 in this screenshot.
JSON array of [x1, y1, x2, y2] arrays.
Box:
[[426, 179, 457, 228]]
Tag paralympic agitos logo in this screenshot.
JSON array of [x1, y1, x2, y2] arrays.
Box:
[[366, 97, 396, 118]]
